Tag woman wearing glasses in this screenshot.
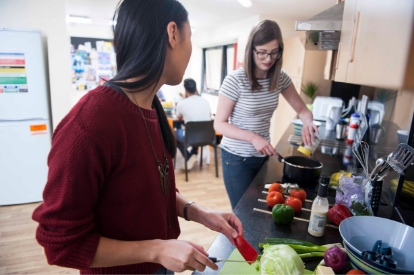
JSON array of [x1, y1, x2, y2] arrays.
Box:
[[215, 20, 318, 209]]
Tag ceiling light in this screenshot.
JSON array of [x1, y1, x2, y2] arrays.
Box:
[[237, 0, 252, 8], [68, 15, 92, 24]]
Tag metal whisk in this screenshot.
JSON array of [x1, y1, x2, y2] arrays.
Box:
[[352, 141, 370, 177]]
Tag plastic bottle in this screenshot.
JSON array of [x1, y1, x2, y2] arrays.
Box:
[[349, 112, 360, 126], [297, 136, 321, 157], [308, 176, 330, 237], [347, 113, 360, 144]]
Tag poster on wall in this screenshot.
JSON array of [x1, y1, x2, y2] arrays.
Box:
[[0, 52, 28, 94], [70, 37, 116, 92]]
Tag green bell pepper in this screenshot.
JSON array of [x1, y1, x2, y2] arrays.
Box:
[[272, 204, 294, 224]]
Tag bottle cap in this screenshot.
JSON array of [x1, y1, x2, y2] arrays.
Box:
[[351, 113, 360, 118], [318, 176, 330, 197]]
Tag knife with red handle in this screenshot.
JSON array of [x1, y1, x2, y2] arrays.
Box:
[[233, 235, 258, 264]]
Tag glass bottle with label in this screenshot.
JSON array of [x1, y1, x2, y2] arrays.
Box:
[[308, 176, 329, 237]]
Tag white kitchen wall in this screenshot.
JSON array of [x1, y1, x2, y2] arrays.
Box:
[[68, 24, 113, 40], [0, 0, 72, 129], [183, 15, 261, 98]]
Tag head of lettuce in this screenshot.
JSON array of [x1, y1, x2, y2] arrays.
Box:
[[261, 244, 305, 275]]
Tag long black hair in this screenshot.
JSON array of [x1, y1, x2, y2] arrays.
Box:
[[108, 0, 189, 158]]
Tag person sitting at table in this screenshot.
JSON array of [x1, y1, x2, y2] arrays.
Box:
[[176, 78, 211, 170]]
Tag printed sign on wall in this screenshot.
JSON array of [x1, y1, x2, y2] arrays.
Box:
[[0, 52, 28, 94]]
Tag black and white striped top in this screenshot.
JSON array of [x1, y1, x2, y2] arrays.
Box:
[[219, 67, 292, 157]]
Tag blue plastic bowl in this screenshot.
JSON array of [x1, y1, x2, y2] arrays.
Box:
[[339, 216, 414, 274]]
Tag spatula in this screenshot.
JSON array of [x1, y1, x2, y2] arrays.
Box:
[[387, 143, 414, 175]]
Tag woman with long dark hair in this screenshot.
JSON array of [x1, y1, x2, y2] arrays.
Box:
[[215, 20, 319, 209], [32, 0, 242, 273]]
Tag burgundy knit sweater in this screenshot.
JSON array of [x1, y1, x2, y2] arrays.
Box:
[[32, 86, 180, 274]]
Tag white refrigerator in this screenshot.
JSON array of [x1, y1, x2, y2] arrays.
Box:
[[0, 28, 52, 205]]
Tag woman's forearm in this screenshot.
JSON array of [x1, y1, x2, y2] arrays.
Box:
[[176, 192, 207, 224], [90, 237, 163, 268], [214, 121, 257, 143], [298, 107, 313, 124]]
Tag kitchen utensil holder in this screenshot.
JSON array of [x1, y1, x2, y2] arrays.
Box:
[[371, 179, 383, 215]]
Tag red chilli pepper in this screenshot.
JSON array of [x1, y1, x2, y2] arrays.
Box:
[[234, 235, 258, 264], [328, 204, 353, 226]]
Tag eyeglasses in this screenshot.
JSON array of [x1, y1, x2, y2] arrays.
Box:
[[254, 48, 283, 60]]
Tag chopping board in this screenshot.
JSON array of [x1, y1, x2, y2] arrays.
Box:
[[219, 249, 313, 274]]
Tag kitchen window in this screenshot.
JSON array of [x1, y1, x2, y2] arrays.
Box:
[[201, 44, 237, 95]]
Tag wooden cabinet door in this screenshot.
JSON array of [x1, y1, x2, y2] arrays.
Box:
[[282, 36, 305, 78], [334, 0, 357, 83], [346, 0, 414, 89]]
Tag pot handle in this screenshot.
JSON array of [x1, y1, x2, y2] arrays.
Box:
[[276, 154, 284, 163]]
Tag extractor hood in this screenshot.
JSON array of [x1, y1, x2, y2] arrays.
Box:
[[295, 2, 344, 51], [295, 1, 344, 31]]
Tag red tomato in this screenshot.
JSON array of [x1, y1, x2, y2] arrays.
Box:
[[266, 191, 284, 207], [290, 189, 307, 202], [346, 269, 366, 275], [268, 183, 284, 193], [285, 197, 302, 213]]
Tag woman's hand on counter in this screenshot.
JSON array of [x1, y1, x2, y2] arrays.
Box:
[[302, 120, 319, 146], [155, 239, 218, 272], [251, 134, 278, 156]]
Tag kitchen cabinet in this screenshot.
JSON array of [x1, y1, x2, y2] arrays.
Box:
[[282, 36, 306, 78], [335, 0, 414, 90]]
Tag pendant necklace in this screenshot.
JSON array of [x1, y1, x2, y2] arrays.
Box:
[[131, 94, 169, 195], [131, 93, 171, 227]]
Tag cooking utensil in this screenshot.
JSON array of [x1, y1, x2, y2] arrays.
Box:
[[386, 143, 414, 175], [376, 161, 393, 181], [352, 141, 369, 177], [370, 157, 385, 180], [208, 257, 255, 263], [276, 154, 323, 188]]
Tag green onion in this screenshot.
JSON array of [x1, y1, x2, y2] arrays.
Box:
[[288, 244, 328, 252], [298, 252, 325, 259], [261, 238, 343, 260], [265, 238, 316, 247]]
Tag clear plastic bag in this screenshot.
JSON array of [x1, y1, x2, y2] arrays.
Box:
[[335, 172, 373, 216]]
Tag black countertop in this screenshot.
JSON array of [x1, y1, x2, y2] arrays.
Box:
[[194, 122, 409, 274]]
